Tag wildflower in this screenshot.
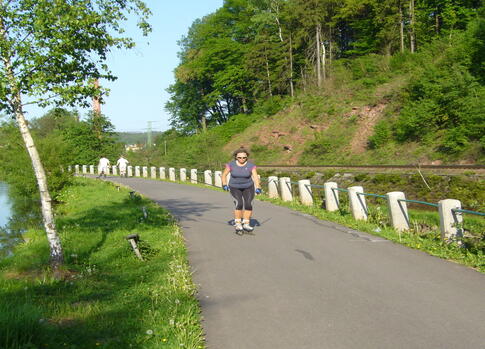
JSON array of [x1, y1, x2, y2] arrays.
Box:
[[146, 330, 154, 335], [174, 299, 180, 304], [162, 339, 167, 342]]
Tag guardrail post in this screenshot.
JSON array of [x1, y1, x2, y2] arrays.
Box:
[[127, 166, 133, 177], [438, 199, 463, 241], [159, 167, 165, 179], [135, 166, 140, 177], [151, 167, 156, 179], [90, 165, 95, 175], [142, 166, 148, 178], [82, 165, 87, 174], [324, 182, 339, 211], [298, 180, 313, 206], [268, 176, 279, 198], [214, 171, 222, 187], [112, 165, 118, 176], [349, 186, 367, 220], [180, 168, 187, 182], [169, 168, 176, 181], [386, 192, 409, 231], [75, 165, 80, 174], [204, 170, 213, 185], [190, 169, 198, 183], [279, 177, 293, 202]]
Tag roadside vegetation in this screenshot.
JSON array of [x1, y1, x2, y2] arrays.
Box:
[[0, 178, 204, 349]]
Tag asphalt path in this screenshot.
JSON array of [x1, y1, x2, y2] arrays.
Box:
[[108, 177, 485, 349]]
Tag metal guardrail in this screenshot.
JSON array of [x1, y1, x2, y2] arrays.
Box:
[[257, 164, 485, 170], [398, 199, 439, 208], [357, 192, 387, 199], [452, 208, 485, 217]]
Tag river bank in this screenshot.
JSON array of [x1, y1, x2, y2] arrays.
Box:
[[0, 178, 204, 348]]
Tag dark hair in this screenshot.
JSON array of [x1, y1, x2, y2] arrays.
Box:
[[233, 147, 250, 159]]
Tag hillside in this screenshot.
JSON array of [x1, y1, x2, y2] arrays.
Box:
[[149, 1, 484, 169]]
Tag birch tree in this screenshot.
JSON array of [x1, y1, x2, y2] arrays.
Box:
[[0, 0, 150, 272]]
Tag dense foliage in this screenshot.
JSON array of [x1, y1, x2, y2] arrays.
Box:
[[166, 0, 483, 135], [0, 109, 121, 201]]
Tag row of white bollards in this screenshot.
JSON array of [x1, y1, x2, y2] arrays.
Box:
[[72, 165, 465, 241]]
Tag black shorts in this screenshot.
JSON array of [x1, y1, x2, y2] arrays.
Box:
[[230, 186, 255, 210]]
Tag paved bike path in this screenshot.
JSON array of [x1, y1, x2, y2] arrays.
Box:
[[110, 177, 485, 349]]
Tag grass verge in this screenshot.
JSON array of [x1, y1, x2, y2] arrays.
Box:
[[0, 178, 205, 349]]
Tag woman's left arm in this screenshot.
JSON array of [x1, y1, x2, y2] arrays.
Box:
[[252, 168, 261, 190]]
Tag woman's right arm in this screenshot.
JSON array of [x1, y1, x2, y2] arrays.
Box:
[[221, 167, 230, 186]]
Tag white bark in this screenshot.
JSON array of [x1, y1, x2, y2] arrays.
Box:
[[316, 25, 322, 88], [1, 17, 64, 270], [410, 0, 416, 53]]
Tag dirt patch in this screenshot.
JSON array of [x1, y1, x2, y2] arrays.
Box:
[[348, 104, 386, 154]]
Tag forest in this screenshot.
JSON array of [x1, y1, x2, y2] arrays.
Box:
[[163, 0, 484, 165]]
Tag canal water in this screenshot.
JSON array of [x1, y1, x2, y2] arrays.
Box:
[[0, 181, 22, 257], [0, 181, 12, 227]]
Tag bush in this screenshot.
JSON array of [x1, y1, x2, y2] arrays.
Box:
[[368, 121, 391, 149]]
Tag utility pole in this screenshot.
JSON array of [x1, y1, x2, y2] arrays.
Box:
[[145, 120, 161, 148], [92, 78, 101, 115], [147, 121, 152, 148]]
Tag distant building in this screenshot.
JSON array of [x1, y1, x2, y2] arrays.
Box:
[[125, 144, 144, 152]]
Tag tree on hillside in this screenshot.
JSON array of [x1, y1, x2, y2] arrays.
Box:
[[0, 0, 150, 273]]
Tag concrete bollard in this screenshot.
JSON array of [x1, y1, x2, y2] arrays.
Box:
[[169, 168, 176, 181], [151, 167, 156, 179], [298, 180, 313, 206], [159, 167, 166, 179], [439, 199, 463, 241], [90, 165, 95, 175], [82, 165, 87, 174], [268, 176, 279, 198], [204, 170, 213, 185], [324, 182, 339, 211], [190, 169, 198, 184], [112, 166, 118, 176], [180, 168, 187, 182], [135, 166, 140, 177], [127, 166, 133, 177], [386, 192, 409, 232], [279, 177, 293, 202], [214, 171, 222, 187], [142, 166, 148, 178], [75, 165, 80, 174], [348, 186, 367, 221]]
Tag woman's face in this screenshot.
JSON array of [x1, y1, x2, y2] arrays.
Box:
[[236, 152, 248, 164]]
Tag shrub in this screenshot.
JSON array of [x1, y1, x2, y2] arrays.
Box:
[[368, 121, 391, 149]]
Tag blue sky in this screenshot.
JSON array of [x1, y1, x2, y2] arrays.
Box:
[[25, 0, 223, 133]]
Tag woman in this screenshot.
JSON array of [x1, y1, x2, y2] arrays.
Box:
[[221, 148, 262, 234]]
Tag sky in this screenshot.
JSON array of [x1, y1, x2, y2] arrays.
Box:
[[24, 0, 223, 133]]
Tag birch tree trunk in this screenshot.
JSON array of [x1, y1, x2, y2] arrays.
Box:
[[409, 0, 416, 53], [1, 16, 64, 271], [316, 24, 322, 88], [265, 51, 273, 97], [289, 34, 294, 98], [399, 3, 405, 53]]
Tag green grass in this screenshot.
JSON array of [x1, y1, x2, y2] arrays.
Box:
[[0, 178, 205, 349]]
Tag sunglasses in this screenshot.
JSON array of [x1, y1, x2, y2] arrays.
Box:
[[236, 156, 247, 159]]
